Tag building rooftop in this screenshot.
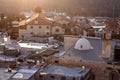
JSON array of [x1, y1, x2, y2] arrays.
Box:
[[65, 37, 105, 62], [19, 13, 52, 26], [27, 48, 59, 60], [18, 42, 52, 49], [10, 68, 38, 80], [0, 68, 16, 80], [64, 36, 120, 63], [42, 64, 90, 77], [0, 54, 16, 61]]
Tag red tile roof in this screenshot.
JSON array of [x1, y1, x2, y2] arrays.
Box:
[[52, 21, 64, 28], [19, 13, 52, 26]]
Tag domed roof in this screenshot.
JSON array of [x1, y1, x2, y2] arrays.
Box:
[[74, 37, 93, 50]]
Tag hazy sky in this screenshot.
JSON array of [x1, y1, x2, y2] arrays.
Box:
[[0, 0, 119, 16]]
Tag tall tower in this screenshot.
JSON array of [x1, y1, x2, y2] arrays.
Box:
[[102, 39, 111, 59], [102, 26, 112, 59]]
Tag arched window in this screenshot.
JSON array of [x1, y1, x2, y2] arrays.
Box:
[[56, 29, 60, 32], [31, 32, 34, 35], [46, 26, 49, 29], [39, 26, 41, 29], [46, 32, 49, 35], [72, 77, 76, 80], [80, 45, 83, 48], [61, 76, 66, 80], [31, 26, 33, 29]]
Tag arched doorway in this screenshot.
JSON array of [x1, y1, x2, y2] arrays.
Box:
[[109, 70, 119, 80]]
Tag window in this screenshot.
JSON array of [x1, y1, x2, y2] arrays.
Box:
[[61, 77, 66, 80], [109, 71, 119, 80], [31, 32, 34, 35], [31, 26, 33, 29], [88, 73, 95, 80], [20, 25, 26, 29], [62, 24, 66, 26], [46, 26, 49, 29], [56, 29, 60, 32], [39, 26, 41, 29], [39, 75, 43, 80], [74, 28, 76, 32], [22, 35, 24, 38], [46, 32, 49, 35], [80, 45, 83, 48], [72, 77, 76, 80], [50, 76, 55, 79], [55, 60, 59, 64]]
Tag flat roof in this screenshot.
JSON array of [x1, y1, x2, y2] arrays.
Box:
[[0, 68, 16, 80], [11, 68, 38, 79], [12, 72, 33, 79], [0, 54, 16, 61], [42, 64, 90, 77], [65, 38, 105, 62], [18, 68, 38, 73], [18, 42, 52, 49]]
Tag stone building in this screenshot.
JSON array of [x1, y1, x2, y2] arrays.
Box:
[[19, 13, 64, 39], [40, 64, 93, 80], [47, 35, 120, 80]]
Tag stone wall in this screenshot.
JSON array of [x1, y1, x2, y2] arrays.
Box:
[[43, 74, 81, 80], [49, 56, 110, 80], [47, 35, 114, 80], [64, 35, 79, 51]]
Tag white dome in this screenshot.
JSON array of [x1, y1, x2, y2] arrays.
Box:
[[74, 38, 93, 50]]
